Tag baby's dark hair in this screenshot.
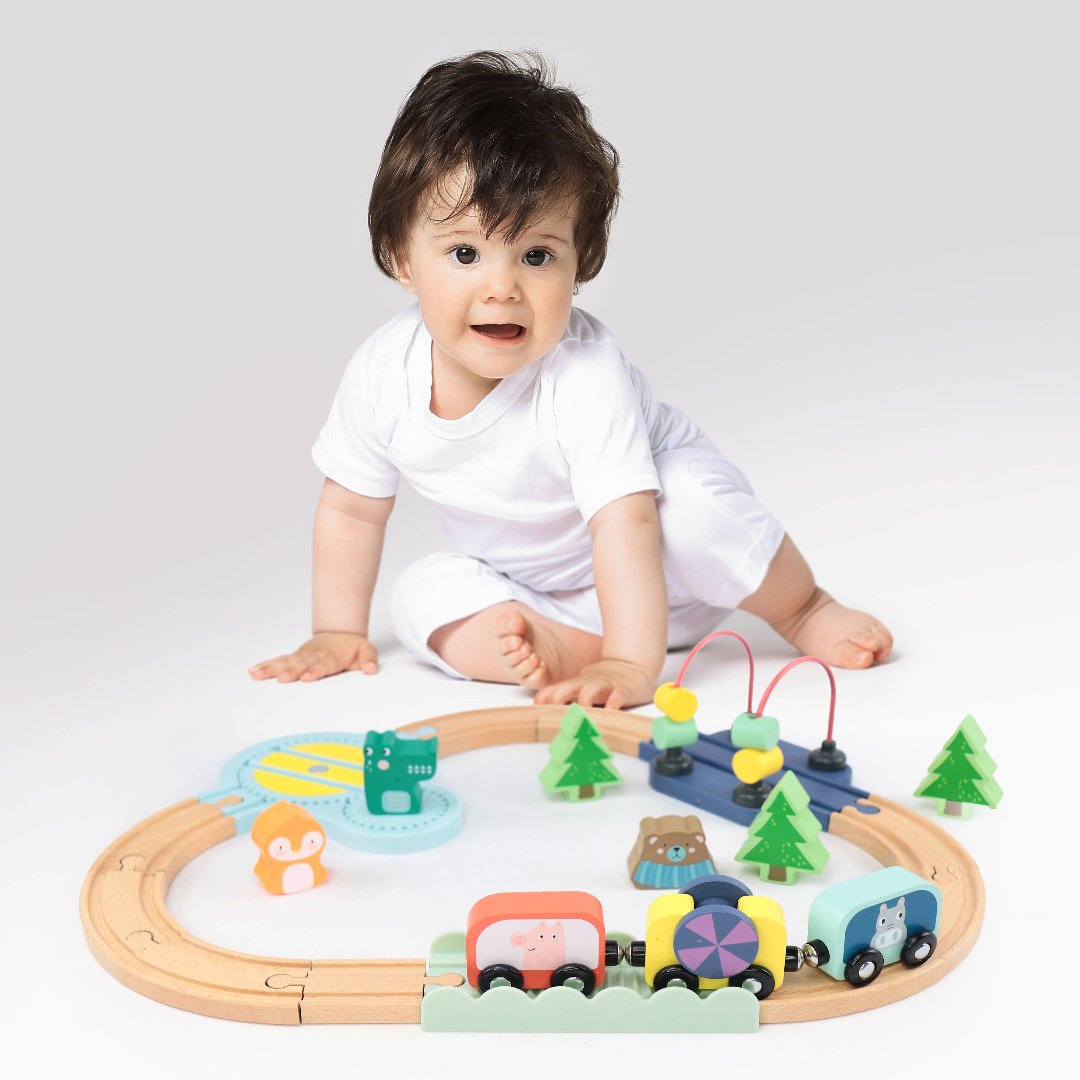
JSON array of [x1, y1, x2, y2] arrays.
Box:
[[368, 50, 620, 284]]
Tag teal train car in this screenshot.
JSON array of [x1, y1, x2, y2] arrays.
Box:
[[803, 866, 942, 987]]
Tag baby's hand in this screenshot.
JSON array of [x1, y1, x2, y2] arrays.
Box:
[[248, 632, 378, 683], [534, 659, 656, 712]]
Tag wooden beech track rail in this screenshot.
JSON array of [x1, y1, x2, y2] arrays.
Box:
[[80, 705, 985, 1025]]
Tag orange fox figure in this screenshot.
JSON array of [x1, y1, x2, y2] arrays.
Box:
[[251, 801, 329, 895]]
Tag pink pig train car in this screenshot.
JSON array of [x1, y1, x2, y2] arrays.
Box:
[[466, 891, 623, 994]]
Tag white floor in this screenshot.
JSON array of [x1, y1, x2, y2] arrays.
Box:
[[7, 495, 1073, 1075], [4, 3, 1077, 1076]]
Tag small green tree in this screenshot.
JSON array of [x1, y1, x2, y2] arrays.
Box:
[[735, 771, 828, 884], [539, 704, 623, 801], [915, 715, 1002, 817]]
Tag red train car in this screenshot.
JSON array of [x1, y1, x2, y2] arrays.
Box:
[[466, 891, 621, 994]]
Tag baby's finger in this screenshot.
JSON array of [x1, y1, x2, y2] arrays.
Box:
[[248, 656, 291, 680], [275, 654, 313, 682], [606, 687, 628, 711], [299, 657, 338, 681], [536, 678, 583, 706], [576, 679, 612, 709], [357, 643, 379, 674]]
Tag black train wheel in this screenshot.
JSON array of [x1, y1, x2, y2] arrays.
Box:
[[652, 964, 700, 992], [478, 963, 525, 993], [844, 949, 885, 987], [901, 931, 937, 967], [729, 964, 776, 1000], [550, 963, 597, 995]]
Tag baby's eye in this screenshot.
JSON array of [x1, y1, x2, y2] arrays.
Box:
[[523, 248, 551, 267], [450, 245, 478, 265]]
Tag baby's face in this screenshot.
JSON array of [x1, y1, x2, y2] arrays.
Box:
[[396, 181, 578, 385]]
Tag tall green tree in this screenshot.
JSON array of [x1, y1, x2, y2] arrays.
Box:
[[915, 715, 1002, 817], [540, 704, 622, 801], [735, 771, 828, 884]]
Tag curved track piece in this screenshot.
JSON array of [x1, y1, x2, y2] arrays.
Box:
[[80, 706, 984, 1025], [79, 797, 438, 1024], [759, 794, 985, 1022]]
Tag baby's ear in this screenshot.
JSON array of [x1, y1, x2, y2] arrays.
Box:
[[389, 247, 416, 293]]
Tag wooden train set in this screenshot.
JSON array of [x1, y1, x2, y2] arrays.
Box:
[[80, 704, 986, 1027]]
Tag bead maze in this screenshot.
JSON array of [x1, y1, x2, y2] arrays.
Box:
[[644, 632, 865, 828], [80, 703, 986, 1027]]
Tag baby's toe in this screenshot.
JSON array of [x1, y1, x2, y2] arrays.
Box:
[[851, 623, 892, 661], [500, 642, 533, 667], [514, 654, 549, 688], [498, 633, 525, 655], [496, 610, 529, 640], [829, 639, 876, 669]]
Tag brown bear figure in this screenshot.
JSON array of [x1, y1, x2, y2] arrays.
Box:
[[627, 813, 716, 889]]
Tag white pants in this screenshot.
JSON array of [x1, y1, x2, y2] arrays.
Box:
[[389, 446, 785, 678]]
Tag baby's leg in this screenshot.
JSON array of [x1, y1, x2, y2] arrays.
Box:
[[390, 553, 602, 686], [656, 447, 892, 667], [431, 603, 603, 687], [738, 535, 892, 667]]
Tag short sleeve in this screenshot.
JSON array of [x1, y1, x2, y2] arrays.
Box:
[[311, 333, 400, 498], [552, 341, 661, 522]]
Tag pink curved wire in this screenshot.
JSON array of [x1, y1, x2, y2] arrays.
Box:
[[673, 630, 755, 714], [752, 656, 837, 742]]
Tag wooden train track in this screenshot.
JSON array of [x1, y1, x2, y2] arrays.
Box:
[[80, 705, 985, 1025]]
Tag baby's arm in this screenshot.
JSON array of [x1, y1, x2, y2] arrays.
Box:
[[249, 478, 394, 683], [536, 491, 667, 710]]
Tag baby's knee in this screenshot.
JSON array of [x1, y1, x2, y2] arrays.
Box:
[[654, 449, 784, 609], [389, 553, 472, 643], [655, 450, 757, 546]]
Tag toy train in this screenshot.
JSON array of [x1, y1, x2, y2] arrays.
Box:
[[465, 867, 941, 1000]]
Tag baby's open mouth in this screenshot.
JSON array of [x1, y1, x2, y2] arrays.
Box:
[[471, 323, 526, 341]]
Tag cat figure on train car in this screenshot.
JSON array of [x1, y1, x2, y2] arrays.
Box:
[[363, 729, 438, 815]]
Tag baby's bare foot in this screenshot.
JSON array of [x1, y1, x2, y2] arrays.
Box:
[[495, 608, 603, 690], [778, 590, 893, 668]]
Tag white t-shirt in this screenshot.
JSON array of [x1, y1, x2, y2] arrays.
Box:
[[313, 304, 708, 593]]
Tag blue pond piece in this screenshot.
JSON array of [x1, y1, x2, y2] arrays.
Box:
[[198, 730, 462, 853]]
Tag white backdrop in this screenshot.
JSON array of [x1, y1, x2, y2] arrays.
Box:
[[2, 1, 1076, 1075]]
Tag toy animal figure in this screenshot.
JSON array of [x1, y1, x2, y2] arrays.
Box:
[[363, 730, 438, 815], [627, 814, 717, 889], [870, 897, 908, 951], [251, 801, 328, 895], [511, 922, 567, 970]]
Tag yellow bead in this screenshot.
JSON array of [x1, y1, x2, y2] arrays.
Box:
[[653, 682, 698, 723], [732, 746, 784, 784]]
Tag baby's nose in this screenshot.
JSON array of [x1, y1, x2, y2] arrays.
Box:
[[481, 264, 521, 303]]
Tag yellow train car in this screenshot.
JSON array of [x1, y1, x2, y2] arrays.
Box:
[[627, 875, 795, 999]]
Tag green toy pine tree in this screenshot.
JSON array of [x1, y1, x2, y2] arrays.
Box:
[[539, 704, 623, 801], [735, 771, 828, 884], [914, 714, 1002, 818]]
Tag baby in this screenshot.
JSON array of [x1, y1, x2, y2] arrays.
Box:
[[250, 51, 892, 710]]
